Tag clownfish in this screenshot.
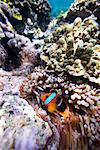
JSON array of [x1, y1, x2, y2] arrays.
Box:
[[41, 92, 69, 118]]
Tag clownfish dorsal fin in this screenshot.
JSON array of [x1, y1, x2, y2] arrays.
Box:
[[44, 92, 56, 105]]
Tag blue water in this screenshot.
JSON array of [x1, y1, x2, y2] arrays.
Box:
[[49, 0, 74, 17]]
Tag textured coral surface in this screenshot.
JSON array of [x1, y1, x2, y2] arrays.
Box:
[[0, 0, 100, 150]]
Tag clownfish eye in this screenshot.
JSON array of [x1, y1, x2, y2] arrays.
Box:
[[56, 97, 66, 112], [56, 97, 61, 104]]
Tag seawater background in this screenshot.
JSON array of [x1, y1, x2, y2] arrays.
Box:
[[49, 0, 74, 17]]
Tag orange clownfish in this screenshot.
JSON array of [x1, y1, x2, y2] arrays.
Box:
[[41, 92, 69, 118]]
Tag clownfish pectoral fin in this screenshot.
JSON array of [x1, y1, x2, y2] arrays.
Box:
[[56, 107, 70, 118]]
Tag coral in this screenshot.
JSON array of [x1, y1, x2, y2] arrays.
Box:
[[19, 66, 100, 149], [67, 83, 99, 113], [41, 16, 100, 84], [0, 89, 59, 149], [58, 0, 100, 25], [85, 46, 100, 84], [0, 0, 51, 36], [0, 32, 40, 72], [0, 44, 8, 67], [0, 3, 14, 33], [19, 66, 99, 115], [0, 0, 100, 149]]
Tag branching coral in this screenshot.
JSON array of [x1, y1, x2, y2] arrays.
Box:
[[41, 16, 100, 84], [19, 66, 100, 148]]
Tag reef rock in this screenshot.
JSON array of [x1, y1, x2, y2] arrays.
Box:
[[0, 32, 41, 73], [0, 44, 8, 67], [0, 89, 59, 150]]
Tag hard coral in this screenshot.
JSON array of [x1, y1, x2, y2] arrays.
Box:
[[59, 0, 100, 25], [19, 66, 100, 149], [0, 0, 100, 150], [41, 16, 100, 84], [0, 0, 51, 35]]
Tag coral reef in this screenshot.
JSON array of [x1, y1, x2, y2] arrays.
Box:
[[0, 0, 100, 150], [0, 0, 51, 35], [19, 66, 100, 149], [0, 0, 47, 72], [57, 0, 100, 24], [0, 32, 41, 72], [0, 76, 60, 150], [41, 16, 100, 84]]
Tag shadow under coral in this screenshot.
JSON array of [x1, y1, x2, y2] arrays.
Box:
[[0, 32, 43, 75]]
